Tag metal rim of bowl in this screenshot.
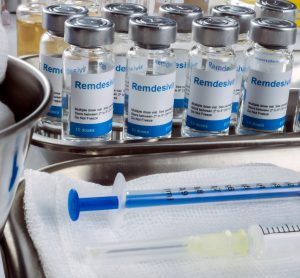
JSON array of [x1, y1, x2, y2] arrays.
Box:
[[0, 55, 52, 138]]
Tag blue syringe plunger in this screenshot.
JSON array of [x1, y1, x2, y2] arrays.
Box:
[[68, 189, 119, 221]]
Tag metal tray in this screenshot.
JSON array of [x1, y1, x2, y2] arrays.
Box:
[[3, 145, 300, 278], [21, 55, 300, 164]]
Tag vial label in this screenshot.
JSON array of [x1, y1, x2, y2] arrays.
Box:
[[125, 57, 148, 105], [63, 59, 89, 110], [242, 70, 292, 131], [40, 55, 63, 118], [232, 52, 245, 113], [127, 72, 176, 137], [65, 59, 88, 75], [114, 56, 126, 115], [186, 68, 236, 132], [70, 70, 114, 138], [174, 49, 189, 108]]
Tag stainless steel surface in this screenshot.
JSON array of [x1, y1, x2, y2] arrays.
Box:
[[21, 55, 300, 165], [64, 17, 114, 48], [103, 3, 147, 33], [0, 56, 51, 234], [159, 4, 203, 33], [250, 18, 297, 47], [0, 245, 8, 278], [4, 145, 300, 277], [192, 17, 239, 47], [212, 5, 255, 34], [43, 5, 88, 37], [129, 16, 177, 48]]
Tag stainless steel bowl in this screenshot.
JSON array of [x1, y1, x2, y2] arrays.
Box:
[[0, 56, 51, 234]]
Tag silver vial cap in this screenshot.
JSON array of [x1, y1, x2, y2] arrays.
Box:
[[250, 17, 297, 48], [255, 0, 297, 22], [103, 3, 147, 33], [193, 17, 239, 47], [43, 4, 88, 37], [64, 16, 114, 48], [212, 5, 255, 34], [129, 16, 177, 49], [159, 3, 203, 33]]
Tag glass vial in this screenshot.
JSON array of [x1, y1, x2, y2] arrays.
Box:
[[255, 0, 297, 21], [39, 4, 88, 130], [159, 3, 203, 122], [124, 16, 177, 139], [236, 18, 296, 134], [16, 1, 45, 56], [181, 17, 238, 137], [62, 16, 115, 142], [212, 5, 255, 127], [103, 3, 147, 128]]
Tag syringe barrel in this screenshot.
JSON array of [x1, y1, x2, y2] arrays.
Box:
[[248, 224, 300, 258]]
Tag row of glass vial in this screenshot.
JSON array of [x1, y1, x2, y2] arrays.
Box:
[[39, 2, 202, 135], [39, 0, 299, 130], [16, 0, 187, 56], [39, 3, 297, 141]]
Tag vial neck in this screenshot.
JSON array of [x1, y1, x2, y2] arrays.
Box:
[[134, 42, 170, 51], [47, 30, 63, 38], [253, 43, 290, 53], [198, 44, 232, 53], [69, 44, 108, 56], [238, 33, 248, 43]]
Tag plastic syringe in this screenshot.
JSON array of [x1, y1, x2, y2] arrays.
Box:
[[87, 224, 300, 263], [68, 173, 300, 221]]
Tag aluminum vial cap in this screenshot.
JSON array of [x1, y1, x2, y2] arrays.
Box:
[[159, 3, 203, 33], [64, 16, 114, 48], [250, 17, 297, 48], [42, 4, 88, 37], [129, 16, 177, 49], [103, 3, 147, 33], [192, 17, 239, 47], [212, 5, 255, 34], [255, 0, 297, 22]]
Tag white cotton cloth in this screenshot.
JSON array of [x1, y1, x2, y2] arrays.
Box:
[[24, 164, 300, 278], [0, 101, 15, 130]]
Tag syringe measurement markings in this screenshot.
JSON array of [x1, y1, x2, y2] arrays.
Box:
[[127, 184, 300, 199], [125, 191, 300, 208], [257, 224, 300, 235]]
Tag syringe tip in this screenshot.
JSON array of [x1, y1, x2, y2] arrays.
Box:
[[68, 189, 80, 221]]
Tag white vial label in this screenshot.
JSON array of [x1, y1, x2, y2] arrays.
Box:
[[233, 51, 245, 114], [114, 56, 126, 115], [186, 68, 236, 132], [127, 72, 176, 137], [41, 55, 63, 118], [70, 70, 114, 138], [242, 70, 292, 131], [65, 59, 88, 75], [174, 49, 189, 108]]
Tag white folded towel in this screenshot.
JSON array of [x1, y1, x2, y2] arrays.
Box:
[[24, 164, 300, 278]]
